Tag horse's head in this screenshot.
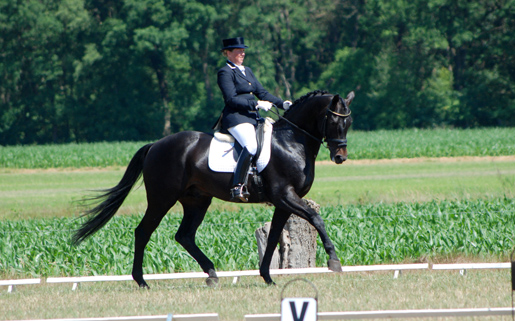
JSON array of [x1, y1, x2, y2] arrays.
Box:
[[277, 90, 354, 164], [324, 92, 354, 164]]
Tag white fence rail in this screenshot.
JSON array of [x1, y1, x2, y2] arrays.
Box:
[[44, 264, 428, 290], [244, 307, 514, 320], [6, 314, 219, 321], [0, 278, 41, 293], [432, 262, 511, 270], [1, 262, 509, 292]]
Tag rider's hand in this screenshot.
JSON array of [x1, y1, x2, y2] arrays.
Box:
[[256, 100, 272, 111], [283, 100, 292, 110]]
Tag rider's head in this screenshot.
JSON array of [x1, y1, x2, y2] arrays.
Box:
[[221, 37, 248, 66]]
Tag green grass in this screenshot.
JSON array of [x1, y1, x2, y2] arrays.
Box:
[[1, 128, 515, 168], [2, 158, 514, 219], [0, 169, 148, 220], [309, 157, 515, 206]]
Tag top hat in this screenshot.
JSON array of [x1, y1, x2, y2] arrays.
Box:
[[221, 37, 248, 50]]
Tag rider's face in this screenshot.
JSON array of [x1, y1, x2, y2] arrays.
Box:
[[227, 48, 245, 66]]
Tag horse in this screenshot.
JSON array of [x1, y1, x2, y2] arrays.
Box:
[[73, 89, 354, 287]]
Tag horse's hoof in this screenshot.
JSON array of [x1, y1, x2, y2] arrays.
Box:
[[328, 259, 343, 272], [206, 276, 219, 287], [138, 282, 150, 289], [262, 276, 275, 285]]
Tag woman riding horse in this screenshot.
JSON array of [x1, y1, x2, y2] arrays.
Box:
[[73, 61, 354, 288], [215, 37, 292, 202]]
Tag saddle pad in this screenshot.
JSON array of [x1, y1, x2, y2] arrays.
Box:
[[208, 118, 274, 173]]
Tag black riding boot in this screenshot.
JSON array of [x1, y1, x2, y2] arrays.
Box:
[[230, 147, 253, 202]]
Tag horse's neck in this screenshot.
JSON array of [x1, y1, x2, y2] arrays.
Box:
[[272, 128, 320, 169], [283, 96, 329, 138], [273, 106, 324, 165]]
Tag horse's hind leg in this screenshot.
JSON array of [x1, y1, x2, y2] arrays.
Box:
[[132, 201, 174, 288], [176, 195, 218, 286]]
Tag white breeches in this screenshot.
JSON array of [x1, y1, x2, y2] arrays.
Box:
[[228, 123, 257, 156]]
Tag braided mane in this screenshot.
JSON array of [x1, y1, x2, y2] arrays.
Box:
[[282, 89, 330, 118]]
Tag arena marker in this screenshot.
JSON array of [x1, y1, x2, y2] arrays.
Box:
[[280, 278, 318, 321]]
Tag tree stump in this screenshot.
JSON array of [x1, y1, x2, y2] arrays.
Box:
[[255, 199, 319, 269], [255, 222, 281, 269]]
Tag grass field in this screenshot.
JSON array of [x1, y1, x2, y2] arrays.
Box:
[[0, 270, 511, 320], [2, 156, 514, 219]]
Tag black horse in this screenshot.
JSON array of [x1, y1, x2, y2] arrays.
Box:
[[73, 90, 354, 287]]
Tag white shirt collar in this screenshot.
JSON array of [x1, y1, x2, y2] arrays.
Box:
[[227, 60, 245, 74]]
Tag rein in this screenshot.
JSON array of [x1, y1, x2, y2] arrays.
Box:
[[268, 105, 323, 145], [268, 104, 351, 149]]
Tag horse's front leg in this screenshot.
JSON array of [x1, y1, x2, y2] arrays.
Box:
[[273, 188, 342, 272], [259, 208, 290, 285]]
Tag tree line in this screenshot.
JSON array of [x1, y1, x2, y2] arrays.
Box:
[[1, 0, 514, 145]]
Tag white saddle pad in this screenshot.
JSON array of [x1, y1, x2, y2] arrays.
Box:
[[208, 118, 274, 173]]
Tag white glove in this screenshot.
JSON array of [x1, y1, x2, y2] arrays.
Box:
[[256, 100, 272, 111], [283, 100, 292, 110]]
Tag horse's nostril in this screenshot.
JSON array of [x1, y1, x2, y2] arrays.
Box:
[[334, 155, 346, 164]]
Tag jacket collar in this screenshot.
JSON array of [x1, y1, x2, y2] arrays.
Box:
[[226, 60, 248, 79]]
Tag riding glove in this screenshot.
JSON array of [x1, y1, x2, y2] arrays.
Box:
[[283, 100, 292, 110], [256, 100, 273, 111]]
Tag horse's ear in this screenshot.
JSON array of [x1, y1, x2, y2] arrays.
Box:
[[331, 94, 340, 108], [345, 91, 355, 106]]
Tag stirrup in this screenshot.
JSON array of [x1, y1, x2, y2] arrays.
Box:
[[230, 184, 250, 203]]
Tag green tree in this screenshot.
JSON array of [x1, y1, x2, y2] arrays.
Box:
[[1, 0, 513, 146], [0, 0, 91, 144]]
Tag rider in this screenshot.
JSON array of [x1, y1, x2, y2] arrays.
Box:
[[215, 37, 292, 203]]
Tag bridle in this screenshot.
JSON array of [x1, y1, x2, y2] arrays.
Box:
[[323, 108, 352, 148], [268, 102, 351, 149]]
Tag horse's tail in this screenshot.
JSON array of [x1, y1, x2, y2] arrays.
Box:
[[72, 143, 153, 245]]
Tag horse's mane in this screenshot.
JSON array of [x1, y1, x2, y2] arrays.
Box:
[[272, 90, 331, 129], [281, 89, 330, 119]]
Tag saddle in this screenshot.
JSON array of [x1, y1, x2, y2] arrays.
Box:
[[208, 118, 275, 201]]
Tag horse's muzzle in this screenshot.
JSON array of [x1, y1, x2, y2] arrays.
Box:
[[331, 147, 348, 164], [334, 154, 347, 164]]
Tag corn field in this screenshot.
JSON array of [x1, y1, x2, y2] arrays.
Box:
[[1, 198, 513, 278], [1, 128, 515, 169]]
